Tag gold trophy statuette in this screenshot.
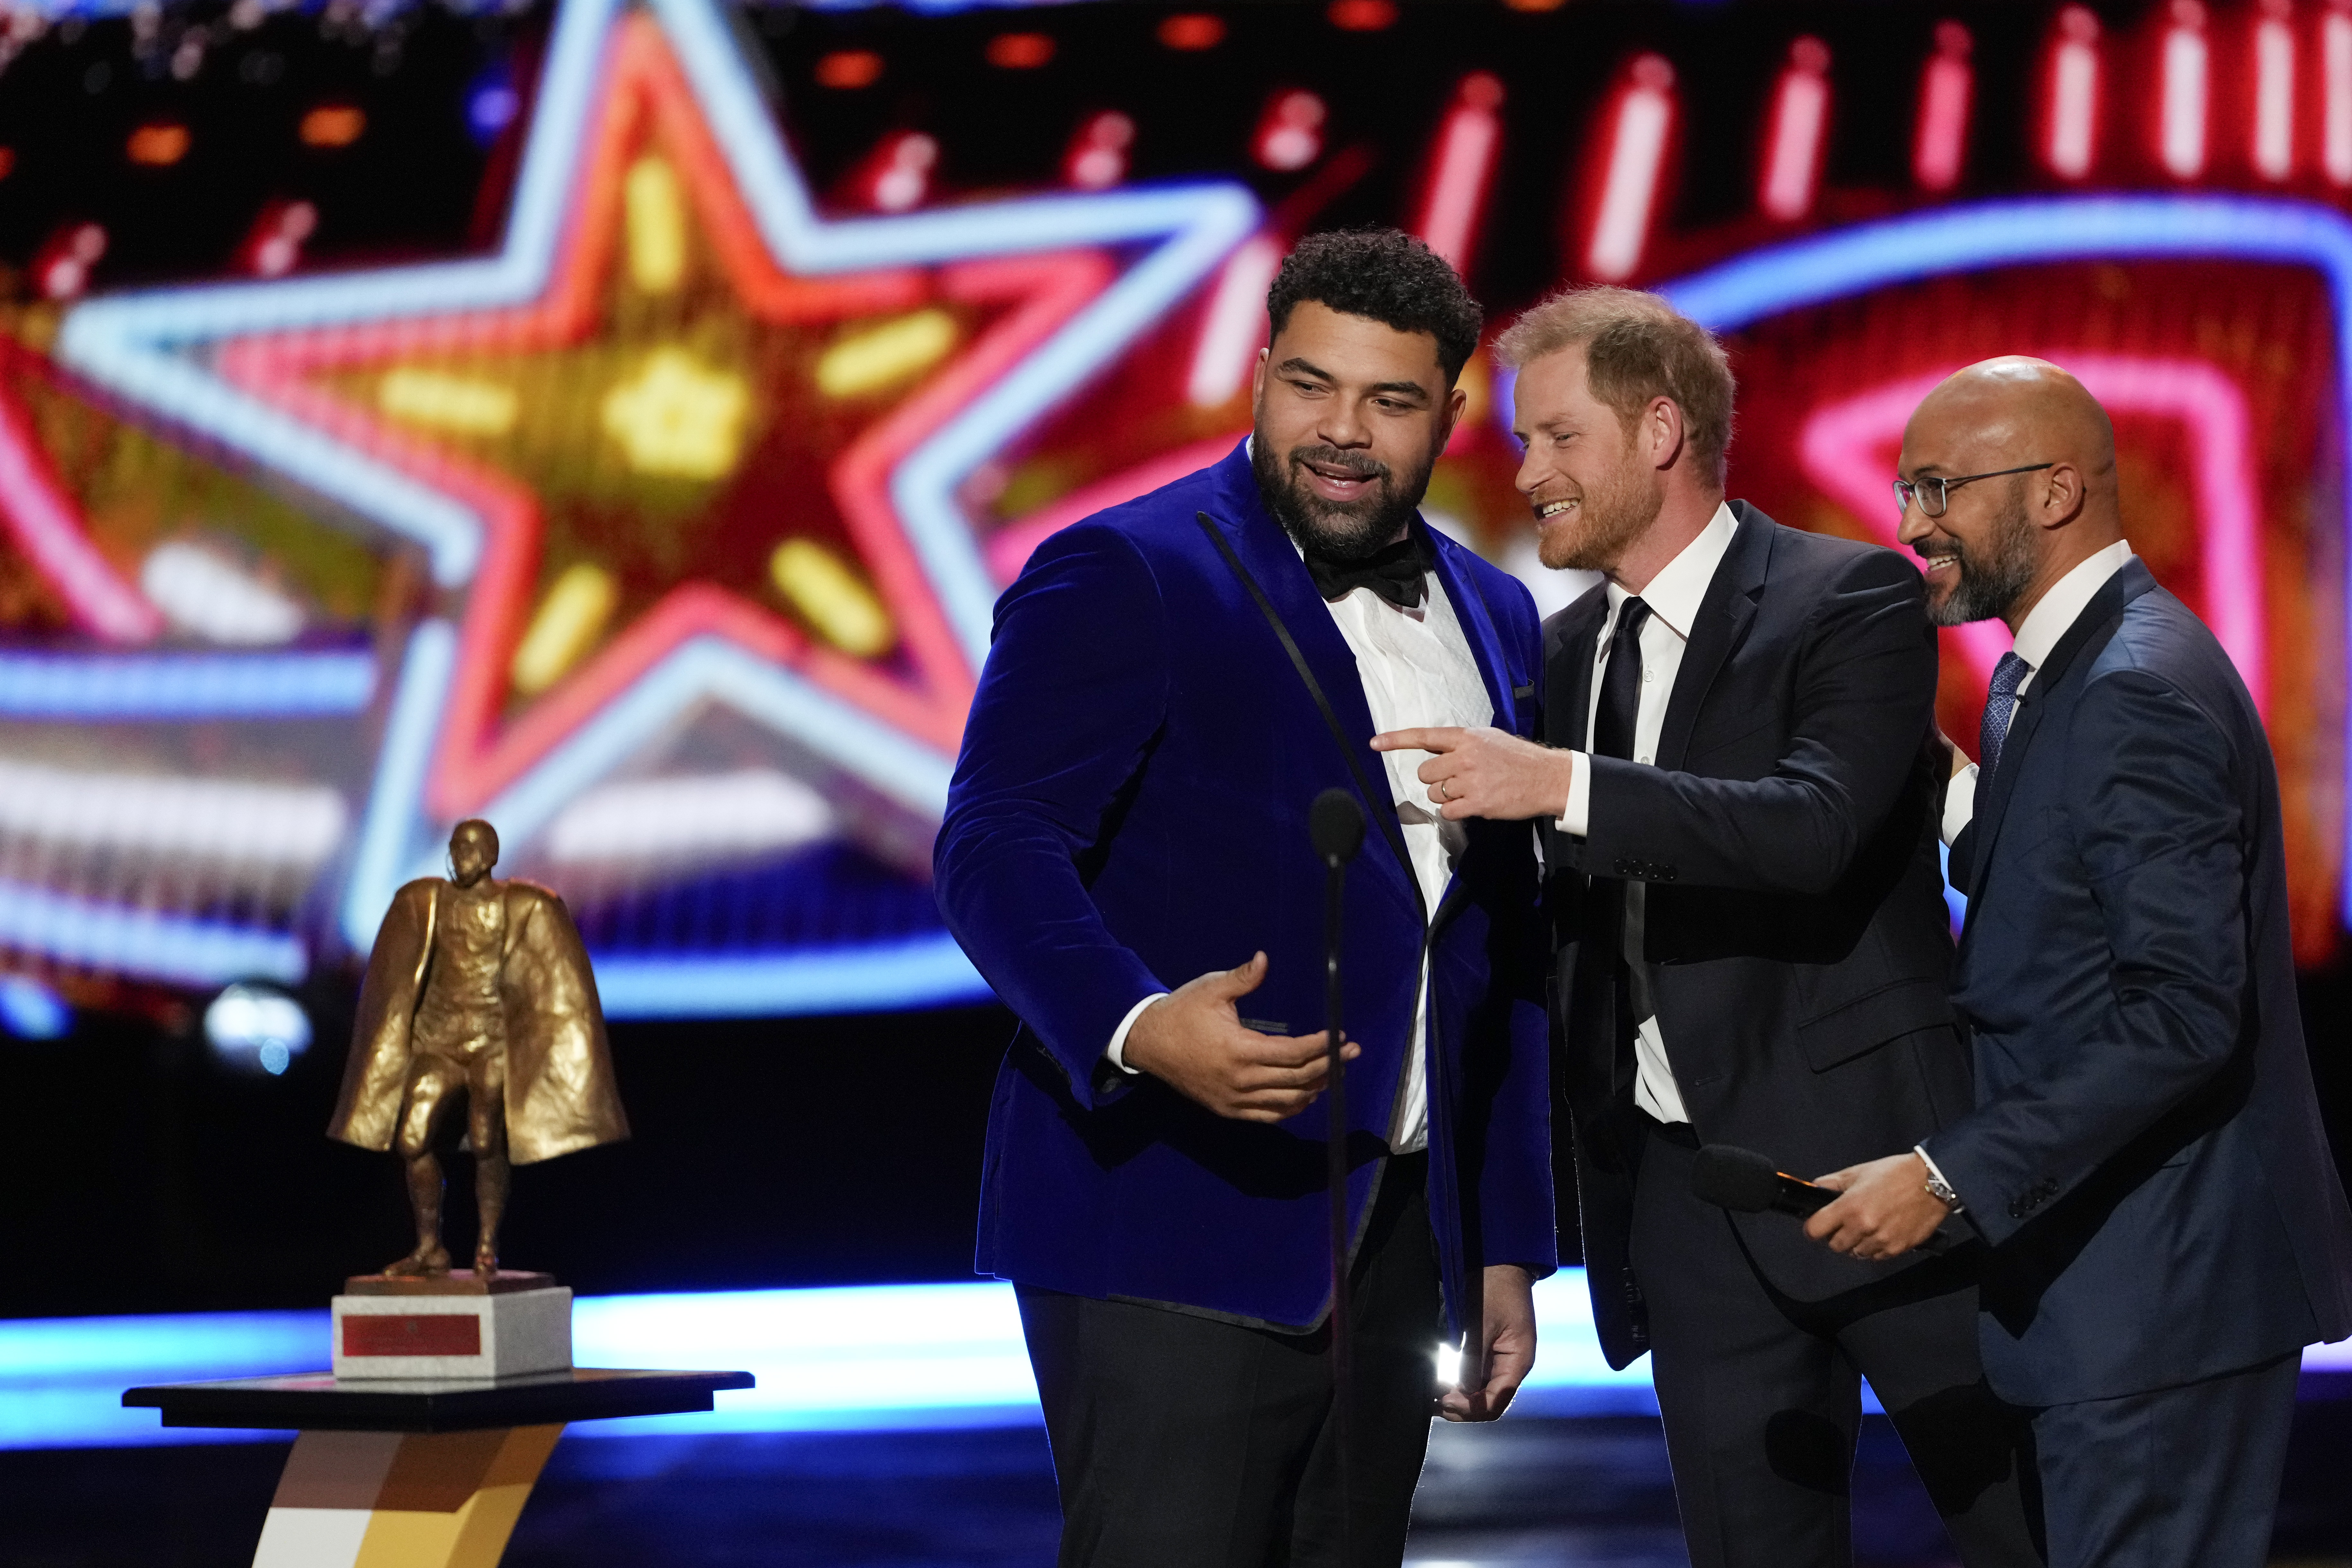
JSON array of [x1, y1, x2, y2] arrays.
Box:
[[326, 819, 628, 1281]]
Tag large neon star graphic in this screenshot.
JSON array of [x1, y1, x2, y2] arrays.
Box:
[[57, 0, 1256, 1007]]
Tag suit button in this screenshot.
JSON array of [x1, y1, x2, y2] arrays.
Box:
[[1615, 860, 1637, 877], [1660, 866, 1678, 882], [2008, 1199, 2025, 1219]]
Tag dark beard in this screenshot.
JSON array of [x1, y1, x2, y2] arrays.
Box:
[[1925, 486, 2038, 626], [1252, 435, 1437, 563]]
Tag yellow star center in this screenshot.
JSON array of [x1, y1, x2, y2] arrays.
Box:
[[600, 347, 749, 479]]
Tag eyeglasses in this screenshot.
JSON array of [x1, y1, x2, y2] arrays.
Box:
[[1891, 463, 2054, 519]]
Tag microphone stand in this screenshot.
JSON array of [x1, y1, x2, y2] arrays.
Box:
[[1309, 788, 1364, 1558]]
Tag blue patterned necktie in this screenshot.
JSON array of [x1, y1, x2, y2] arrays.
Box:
[[1979, 651, 2031, 782]]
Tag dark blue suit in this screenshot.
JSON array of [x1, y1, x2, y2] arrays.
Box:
[[938, 441, 1556, 1335], [1934, 558, 2352, 1565]]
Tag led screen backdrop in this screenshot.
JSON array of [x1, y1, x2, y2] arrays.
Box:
[[0, 0, 2344, 1037]]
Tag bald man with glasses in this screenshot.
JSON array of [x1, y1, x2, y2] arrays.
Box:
[[1808, 356, 2352, 1568]]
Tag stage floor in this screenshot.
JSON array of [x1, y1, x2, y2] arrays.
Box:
[[5, 1391, 2350, 1568]]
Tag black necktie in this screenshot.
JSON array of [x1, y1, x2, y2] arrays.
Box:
[[1592, 597, 1652, 762], [1572, 596, 1652, 1128], [1303, 532, 1432, 609]]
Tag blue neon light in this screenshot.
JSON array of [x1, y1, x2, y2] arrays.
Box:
[[0, 651, 375, 718], [0, 880, 305, 986], [592, 932, 989, 1018], [0, 975, 69, 1039], [1654, 195, 2352, 928]]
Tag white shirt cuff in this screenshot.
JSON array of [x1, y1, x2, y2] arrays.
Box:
[[1941, 762, 1979, 846], [1104, 993, 1168, 1075], [1554, 751, 1592, 838]]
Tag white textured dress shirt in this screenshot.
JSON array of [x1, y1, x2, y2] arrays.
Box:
[[1104, 544, 1497, 1155], [1553, 502, 1740, 1125], [1939, 540, 2135, 845]]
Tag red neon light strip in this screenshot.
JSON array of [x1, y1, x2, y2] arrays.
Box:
[[0, 375, 160, 643]]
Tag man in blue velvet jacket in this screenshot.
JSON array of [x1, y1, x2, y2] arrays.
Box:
[[1808, 358, 2352, 1568], [935, 229, 1555, 1565]]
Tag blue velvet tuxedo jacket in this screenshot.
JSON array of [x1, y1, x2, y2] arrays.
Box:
[[936, 441, 1557, 1336], [1936, 559, 2352, 1404]]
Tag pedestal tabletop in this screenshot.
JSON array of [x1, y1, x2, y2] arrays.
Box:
[[123, 1367, 755, 1433]]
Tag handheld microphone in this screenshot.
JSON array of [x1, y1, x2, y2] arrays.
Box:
[[1310, 788, 1365, 866], [1691, 1144, 1838, 1217]]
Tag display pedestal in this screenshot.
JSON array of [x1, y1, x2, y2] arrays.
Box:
[[123, 1368, 755, 1568]]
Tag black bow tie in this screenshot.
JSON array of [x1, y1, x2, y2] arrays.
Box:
[[1304, 532, 1432, 610]]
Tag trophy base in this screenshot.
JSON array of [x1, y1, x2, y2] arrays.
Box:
[[332, 1277, 572, 1381], [342, 1269, 558, 1296]]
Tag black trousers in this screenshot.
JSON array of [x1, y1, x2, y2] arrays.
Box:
[[1017, 1153, 1443, 1568], [2030, 1351, 2298, 1568], [1633, 1122, 2044, 1568]]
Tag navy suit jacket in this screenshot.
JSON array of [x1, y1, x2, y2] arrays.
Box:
[[1935, 558, 2352, 1405], [935, 441, 1557, 1337]]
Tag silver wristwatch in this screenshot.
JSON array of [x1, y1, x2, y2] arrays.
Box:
[[1914, 1144, 1964, 1214]]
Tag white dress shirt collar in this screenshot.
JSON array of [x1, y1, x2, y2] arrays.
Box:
[[1604, 501, 1740, 639], [2010, 539, 2135, 672]]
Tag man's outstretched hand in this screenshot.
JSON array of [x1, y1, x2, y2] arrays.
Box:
[[1121, 953, 1356, 1122], [1371, 726, 1575, 822], [1803, 1153, 1952, 1262], [1438, 1264, 1536, 1422]]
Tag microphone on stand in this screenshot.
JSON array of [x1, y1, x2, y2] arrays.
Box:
[[1308, 787, 1363, 1556]]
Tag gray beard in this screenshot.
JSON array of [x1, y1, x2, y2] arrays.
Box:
[[1927, 490, 2039, 626], [1252, 436, 1436, 563]]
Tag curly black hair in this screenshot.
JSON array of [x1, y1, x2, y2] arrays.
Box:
[[1265, 228, 1482, 384]]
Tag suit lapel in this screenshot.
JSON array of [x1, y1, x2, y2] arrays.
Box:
[[1958, 558, 2158, 935], [1544, 592, 1608, 750], [1203, 455, 1422, 919], [1428, 529, 1515, 732], [1655, 502, 1771, 773]]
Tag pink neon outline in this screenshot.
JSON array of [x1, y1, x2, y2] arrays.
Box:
[[0, 379, 161, 642], [1761, 64, 1829, 220], [1798, 354, 2268, 715]]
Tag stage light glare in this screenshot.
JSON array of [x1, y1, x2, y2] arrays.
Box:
[[204, 983, 312, 1077], [298, 105, 366, 149], [1585, 56, 1676, 281], [2329, 9, 2352, 184], [1327, 0, 1397, 32], [985, 32, 1054, 70], [625, 155, 689, 293], [1760, 38, 1831, 222], [1064, 111, 1135, 192], [0, 976, 68, 1041], [512, 562, 620, 696], [815, 49, 884, 90], [2045, 7, 2103, 180], [2161, 2, 2211, 180], [1433, 1340, 1462, 1388], [0, 758, 347, 863], [771, 538, 896, 658], [817, 308, 958, 398], [377, 368, 519, 436], [1913, 23, 1974, 193], [0, 881, 306, 987], [139, 542, 305, 646], [126, 124, 190, 167], [547, 769, 834, 865], [2255, 10, 2295, 181], [1157, 14, 1225, 50], [600, 348, 749, 478], [1416, 75, 1505, 272], [1252, 90, 1326, 172], [1187, 235, 1282, 407]]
